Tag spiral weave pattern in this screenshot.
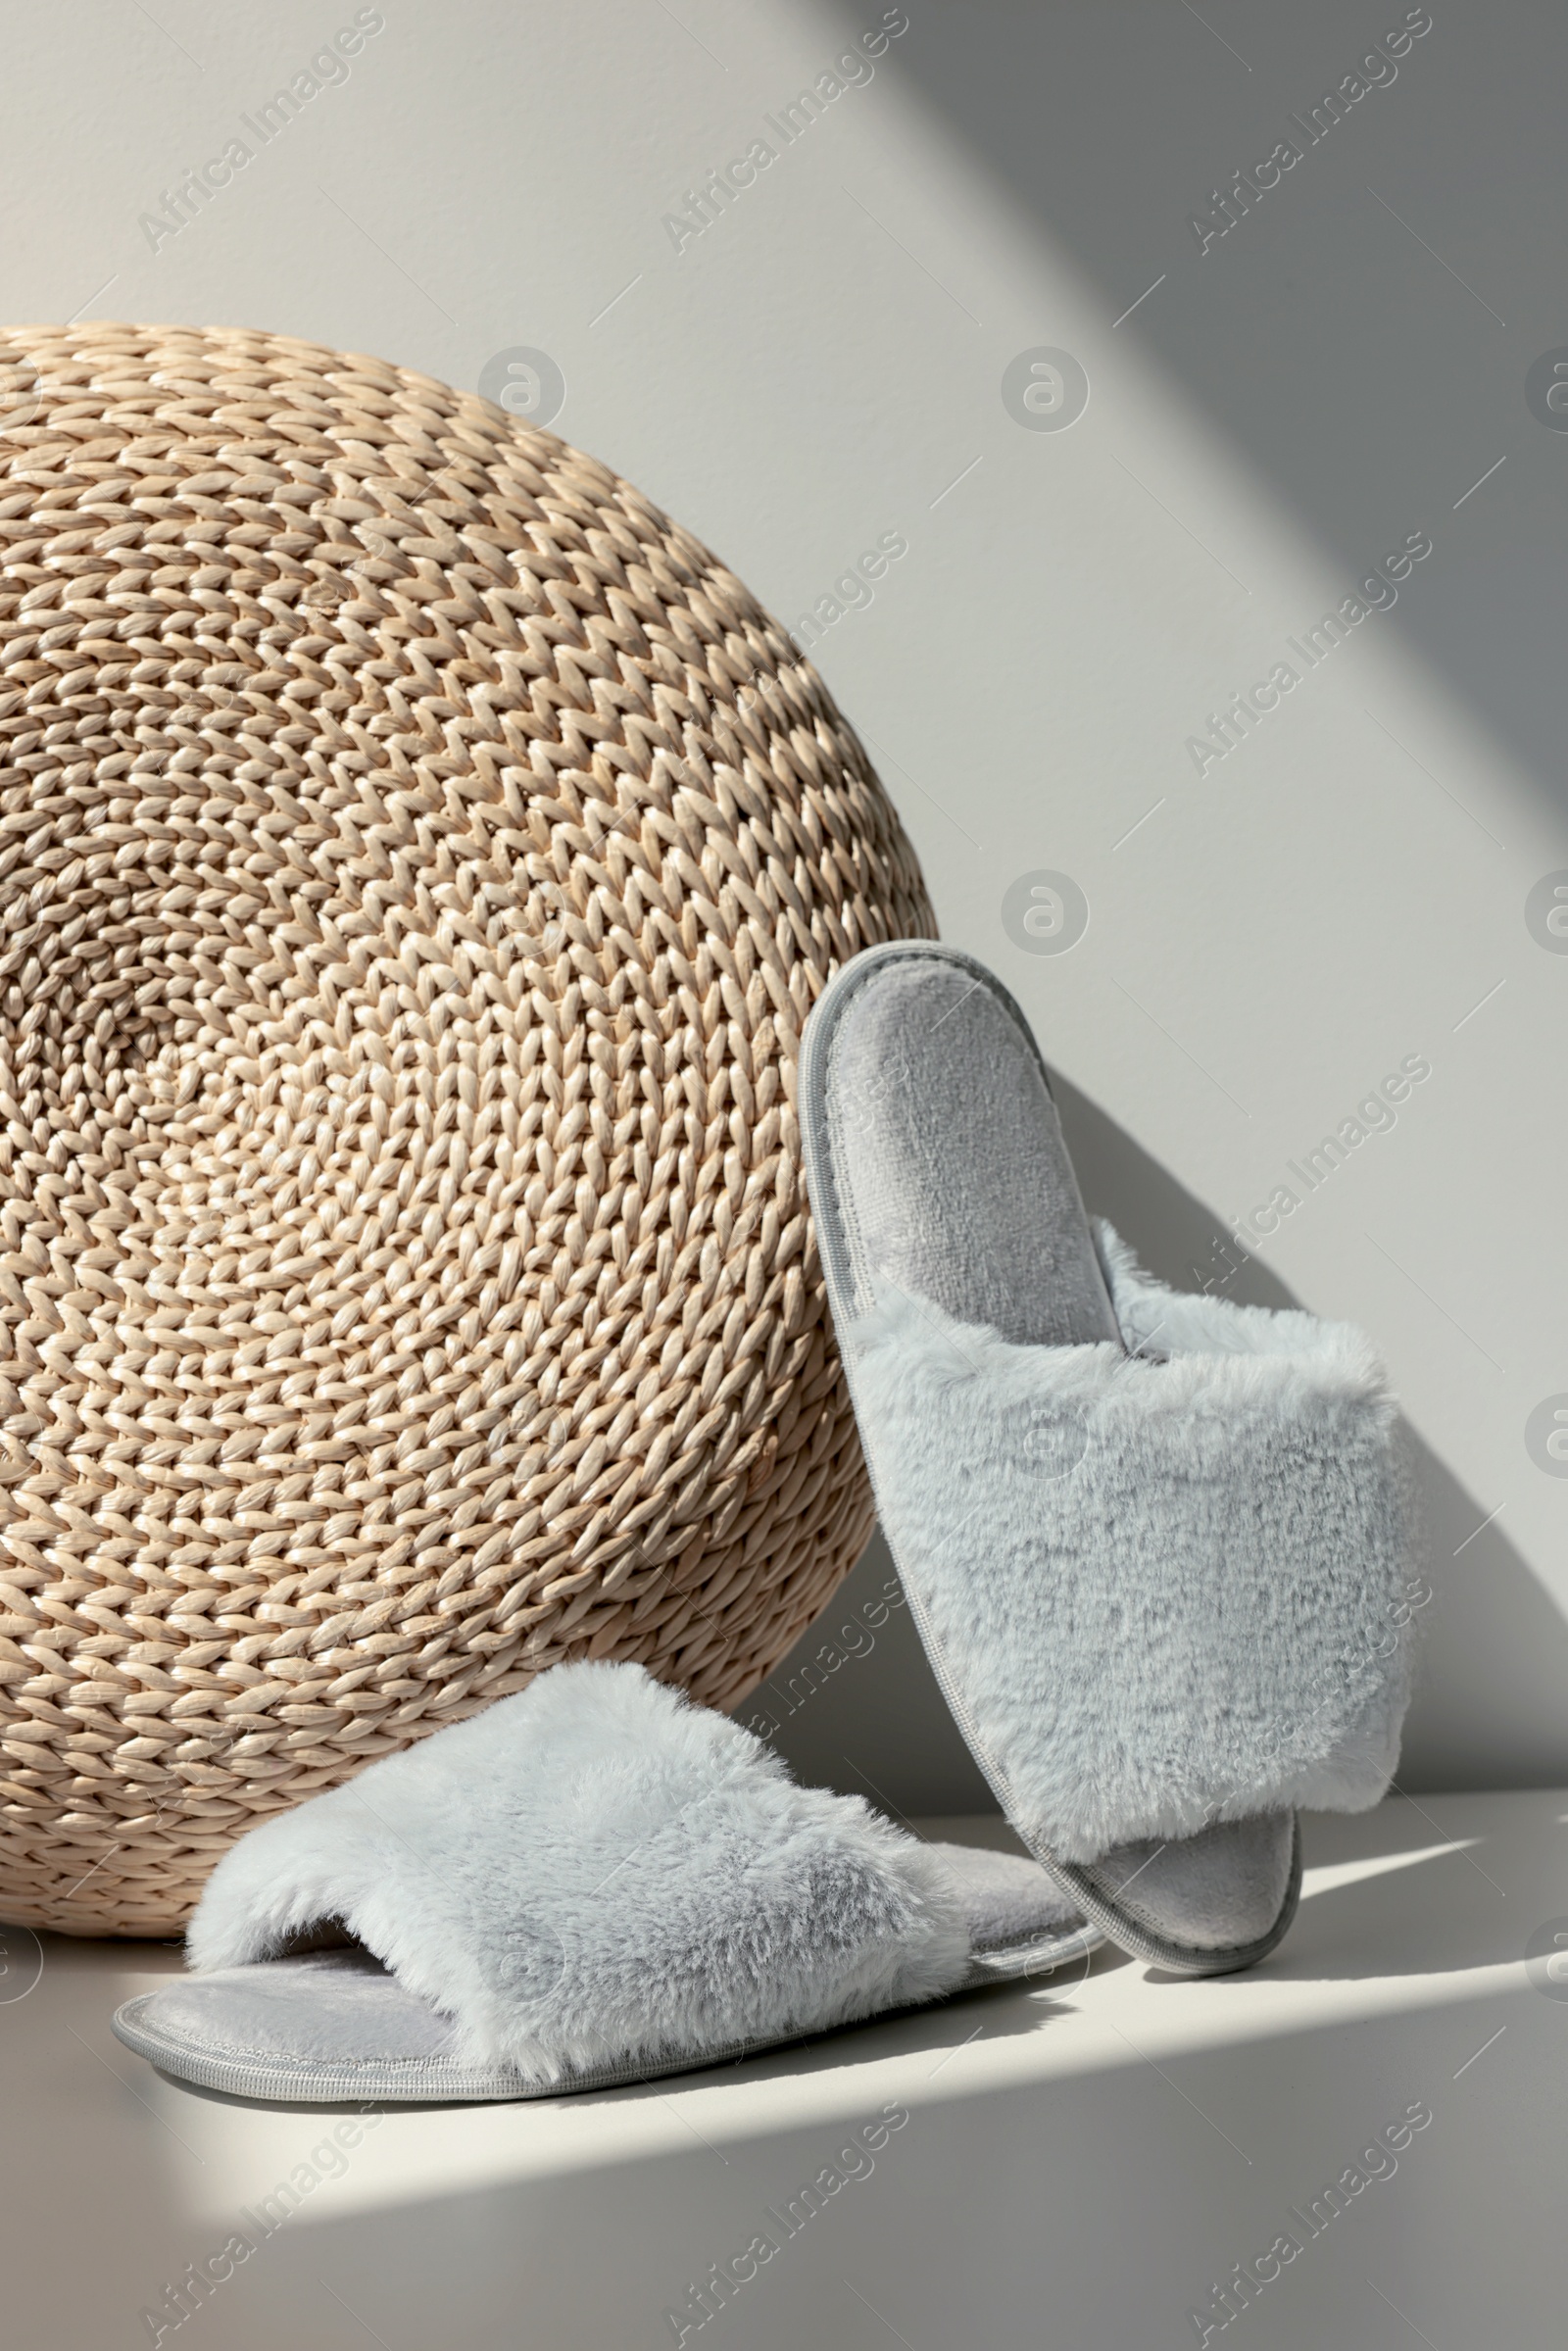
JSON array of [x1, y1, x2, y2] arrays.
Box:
[[0, 324, 932, 1934]]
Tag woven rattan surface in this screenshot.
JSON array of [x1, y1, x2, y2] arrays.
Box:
[[0, 324, 932, 1935]]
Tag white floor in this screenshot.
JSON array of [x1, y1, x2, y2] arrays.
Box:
[[3, 1790, 1560, 2349]]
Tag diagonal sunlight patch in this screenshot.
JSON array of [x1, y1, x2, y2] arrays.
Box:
[[1298, 1839, 1482, 1900]]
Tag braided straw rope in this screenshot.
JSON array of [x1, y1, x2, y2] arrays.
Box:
[[0, 324, 933, 1935]]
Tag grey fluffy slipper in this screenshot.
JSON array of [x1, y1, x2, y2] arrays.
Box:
[[799, 941, 1414, 1977], [112, 1661, 1098, 2103]]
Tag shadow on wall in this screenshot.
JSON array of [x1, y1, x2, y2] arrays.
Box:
[[826, 0, 1568, 815], [760, 1071, 1568, 1812]]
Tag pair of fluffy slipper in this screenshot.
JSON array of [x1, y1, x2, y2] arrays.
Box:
[[114, 945, 1414, 2102]]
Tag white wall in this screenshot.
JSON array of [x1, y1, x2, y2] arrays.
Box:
[[7, 0, 1565, 1801]]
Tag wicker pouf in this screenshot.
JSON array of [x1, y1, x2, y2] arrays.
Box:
[[0, 324, 932, 1935]]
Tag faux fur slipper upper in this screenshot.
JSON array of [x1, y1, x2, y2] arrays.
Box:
[[111, 1661, 1099, 2103], [800, 941, 1416, 1977]]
